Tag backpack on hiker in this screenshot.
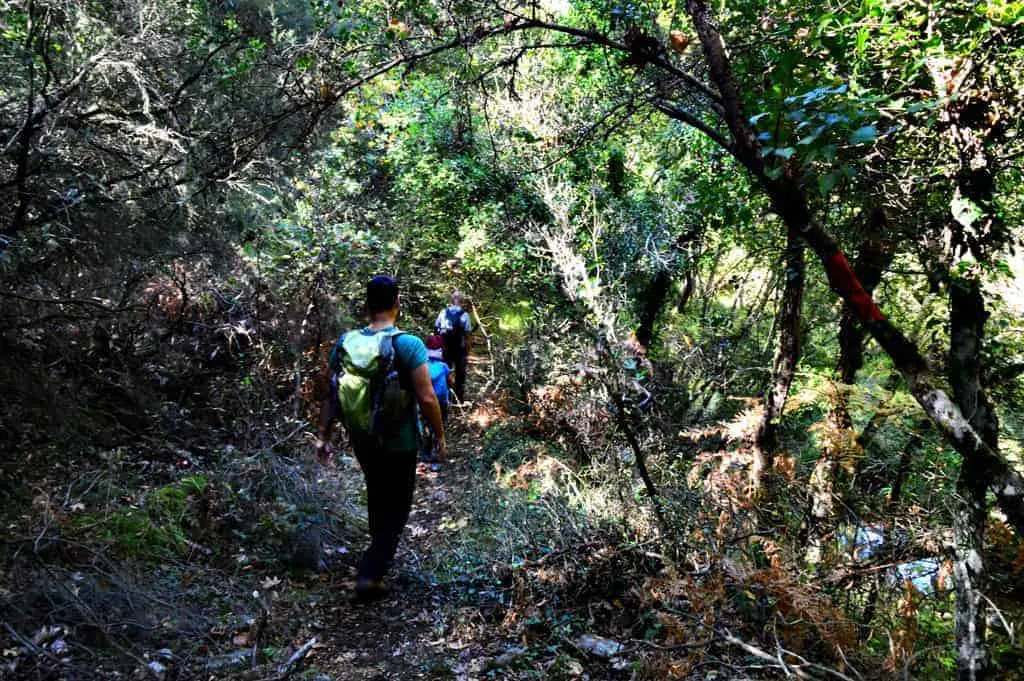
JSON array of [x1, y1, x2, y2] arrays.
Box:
[[329, 328, 412, 444], [437, 307, 466, 357]]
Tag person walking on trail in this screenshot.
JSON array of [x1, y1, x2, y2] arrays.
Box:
[[434, 291, 472, 403], [316, 275, 447, 601], [420, 335, 454, 464]]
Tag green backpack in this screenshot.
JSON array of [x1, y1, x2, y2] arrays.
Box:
[[330, 328, 413, 443]]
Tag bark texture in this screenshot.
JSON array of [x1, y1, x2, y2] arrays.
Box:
[[944, 88, 1003, 681], [950, 278, 993, 681], [635, 269, 672, 351], [751, 222, 804, 490]]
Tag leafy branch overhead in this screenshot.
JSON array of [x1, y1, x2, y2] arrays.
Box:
[[2, 1, 1024, 680]]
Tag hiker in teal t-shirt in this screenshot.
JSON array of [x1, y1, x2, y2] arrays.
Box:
[[316, 275, 446, 601]]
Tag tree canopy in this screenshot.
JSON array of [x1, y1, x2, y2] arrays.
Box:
[[3, 1, 1024, 679]]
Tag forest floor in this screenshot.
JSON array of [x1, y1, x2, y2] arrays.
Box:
[[290, 424, 541, 680], [269, 359, 654, 680], [11, 339, 1018, 680], [18, 336, 1013, 680], [4, 359, 681, 680]]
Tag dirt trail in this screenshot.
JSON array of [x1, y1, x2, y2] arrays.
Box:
[[1, 360, 513, 681], [308, 364, 499, 680]]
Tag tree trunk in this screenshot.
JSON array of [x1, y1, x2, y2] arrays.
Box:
[[635, 269, 672, 350], [751, 222, 804, 490], [945, 89, 1004, 681], [848, 373, 903, 456], [949, 277, 995, 681], [889, 420, 929, 507], [676, 269, 694, 313], [603, 368, 666, 531], [637, 227, 700, 348], [683, 0, 1024, 536], [836, 211, 896, 386], [861, 422, 930, 638]]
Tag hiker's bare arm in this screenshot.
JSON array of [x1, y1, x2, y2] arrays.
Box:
[[317, 396, 334, 440], [316, 396, 335, 464], [412, 363, 447, 460], [446, 372, 455, 389]]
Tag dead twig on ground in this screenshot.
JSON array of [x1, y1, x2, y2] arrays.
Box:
[[272, 421, 307, 449], [720, 628, 857, 681], [276, 636, 318, 679], [2, 621, 67, 668]]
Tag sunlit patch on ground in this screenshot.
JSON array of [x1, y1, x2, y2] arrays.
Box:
[[466, 390, 508, 429], [688, 446, 754, 502]]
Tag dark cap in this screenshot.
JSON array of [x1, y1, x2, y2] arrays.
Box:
[[366, 275, 399, 314]]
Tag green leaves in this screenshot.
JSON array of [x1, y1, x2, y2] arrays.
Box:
[[951, 195, 984, 229], [784, 83, 849, 107], [750, 78, 883, 171], [848, 125, 877, 144], [818, 170, 841, 195], [761, 146, 796, 159]]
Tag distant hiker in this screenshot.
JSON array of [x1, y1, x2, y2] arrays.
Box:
[[420, 335, 454, 464], [623, 335, 653, 412], [316, 275, 447, 601], [434, 291, 472, 403]]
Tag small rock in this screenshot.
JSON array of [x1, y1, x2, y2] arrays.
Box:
[[611, 656, 631, 671], [495, 646, 526, 665], [548, 654, 585, 679], [577, 633, 623, 658], [288, 524, 326, 571], [146, 660, 167, 680]]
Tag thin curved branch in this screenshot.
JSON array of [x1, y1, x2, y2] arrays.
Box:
[[497, 17, 723, 107], [649, 98, 730, 151]]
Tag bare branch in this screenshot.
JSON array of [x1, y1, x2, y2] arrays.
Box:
[[649, 98, 730, 150]]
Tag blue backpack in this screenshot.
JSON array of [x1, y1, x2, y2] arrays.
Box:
[[439, 307, 465, 354]]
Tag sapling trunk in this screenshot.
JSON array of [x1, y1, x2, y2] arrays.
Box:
[[751, 222, 804, 491]]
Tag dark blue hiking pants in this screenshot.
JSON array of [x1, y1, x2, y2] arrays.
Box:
[[353, 447, 417, 580]]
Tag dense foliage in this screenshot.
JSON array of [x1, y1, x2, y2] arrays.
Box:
[[3, 1, 1024, 679]]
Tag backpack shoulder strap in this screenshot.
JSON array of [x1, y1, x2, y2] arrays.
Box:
[[386, 330, 419, 390], [329, 330, 353, 373], [389, 329, 407, 369], [373, 328, 406, 370]]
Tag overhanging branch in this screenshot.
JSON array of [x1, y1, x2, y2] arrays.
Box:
[[649, 98, 730, 150]]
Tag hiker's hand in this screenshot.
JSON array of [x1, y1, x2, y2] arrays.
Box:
[[436, 437, 448, 462], [316, 440, 334, 466]]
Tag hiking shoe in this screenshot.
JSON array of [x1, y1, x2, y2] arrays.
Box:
[[353, 576, 389, 603]]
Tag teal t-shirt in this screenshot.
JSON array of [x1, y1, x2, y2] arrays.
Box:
[[336, 326, 427, 453]]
